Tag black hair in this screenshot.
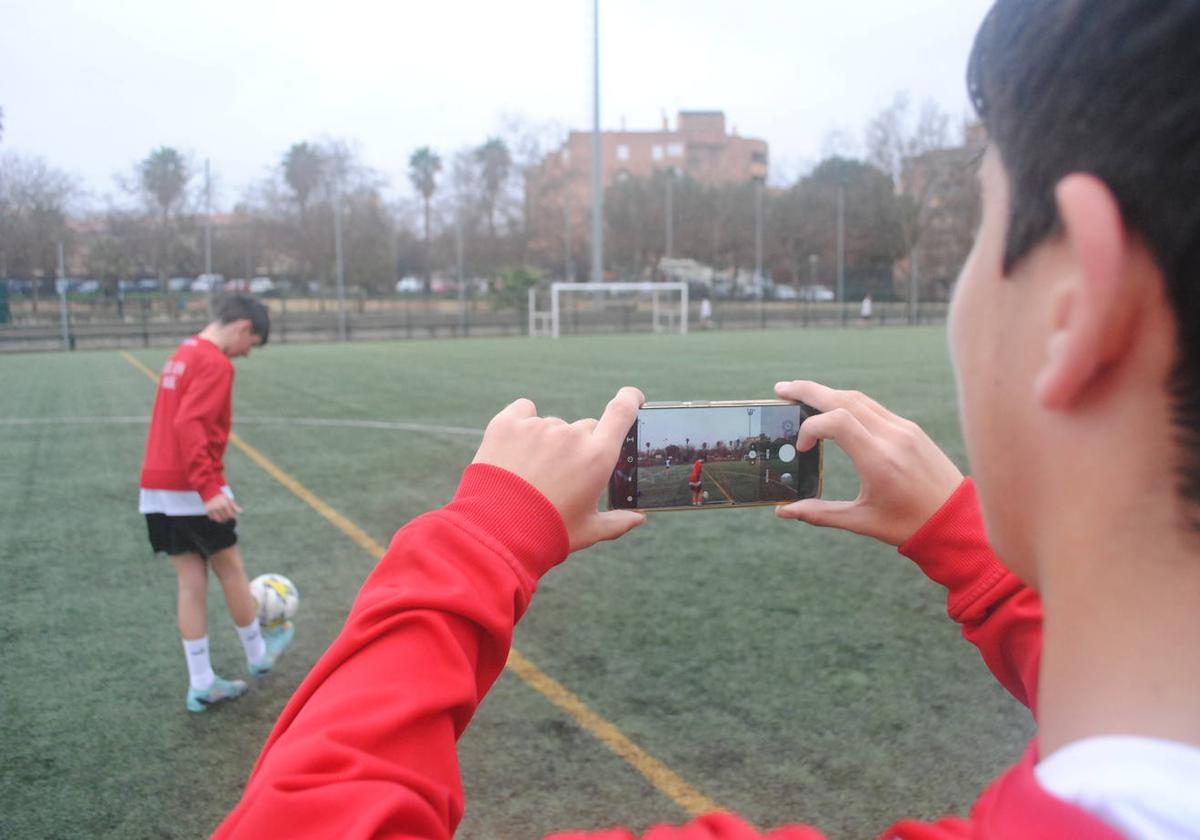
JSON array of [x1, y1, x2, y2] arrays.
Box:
[[216, 294, 270, 345], [968, 0, 1200, 519]]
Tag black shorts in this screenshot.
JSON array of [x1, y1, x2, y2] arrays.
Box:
[[146, 514, 237, 558]]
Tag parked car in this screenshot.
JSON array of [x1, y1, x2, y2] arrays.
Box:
[[249, 276, 275, 294], [168, 277, 191, 292], [797, 284, 836, 302], [191, 273, 224, 293], [395, 276, 423, 294], [135, 277, 160, 292]]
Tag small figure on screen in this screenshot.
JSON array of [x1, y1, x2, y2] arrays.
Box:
[[688, 458, 705, 506]]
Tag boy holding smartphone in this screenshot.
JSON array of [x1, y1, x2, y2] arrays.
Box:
[[217, 1, 1199, 836]]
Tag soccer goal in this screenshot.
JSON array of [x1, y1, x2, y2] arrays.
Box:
[[528, 282, 689, 338]]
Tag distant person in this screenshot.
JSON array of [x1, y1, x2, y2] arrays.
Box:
[[217, 2, 1200, 837], [138, 295, 293, 712], [688, 457, 705, 506], [858, 293, 873, 325], [699, 296, 714, 329]]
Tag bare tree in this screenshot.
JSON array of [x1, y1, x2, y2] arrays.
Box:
[[0, 152, 79, 308], [408, 146, 441, 290]]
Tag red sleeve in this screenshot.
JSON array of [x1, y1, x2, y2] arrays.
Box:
[[173, 356, 230, 502], [898, 479, 1043, 712], [215, 465, 835, 840]]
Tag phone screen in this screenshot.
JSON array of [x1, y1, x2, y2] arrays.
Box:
[[608, 401, 821, 511]]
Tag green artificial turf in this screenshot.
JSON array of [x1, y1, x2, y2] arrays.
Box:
[[0, 327, 1034, 839]]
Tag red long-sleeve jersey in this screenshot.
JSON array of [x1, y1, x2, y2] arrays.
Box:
[[214, 471, 1121, 839], [139, 336, 233, 502]]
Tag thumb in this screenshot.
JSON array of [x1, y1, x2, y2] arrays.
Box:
[[575, 510, 646, 550], [775, 499, 858, 531]]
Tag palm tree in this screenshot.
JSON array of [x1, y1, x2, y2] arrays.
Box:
[[283, 142, 324, 219], [474, 137, 511, 240], [139, 147, 188, 292], [408, 147, 442, 291]]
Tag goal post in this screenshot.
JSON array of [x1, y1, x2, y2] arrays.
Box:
[[529, 282, 689, 338]]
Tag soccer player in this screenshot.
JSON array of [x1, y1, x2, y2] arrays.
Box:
[[217, 2, 1200, 837], [688, 457, 705, 506], [139, 295, 293, 713]]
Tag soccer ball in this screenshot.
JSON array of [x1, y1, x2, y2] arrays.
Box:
[[250, 573, 299, 628], [702, 490, 710, 499]]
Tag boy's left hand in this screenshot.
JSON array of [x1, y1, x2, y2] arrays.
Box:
[[472, 387, 647, 553]]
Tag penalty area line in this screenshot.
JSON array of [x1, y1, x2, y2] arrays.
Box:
[[117, 350, 722, 819]]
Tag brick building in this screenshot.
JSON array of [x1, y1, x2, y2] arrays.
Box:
[[526, 110, 768, 278]]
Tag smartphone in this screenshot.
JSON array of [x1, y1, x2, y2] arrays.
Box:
[[608, 400, 822, 511]]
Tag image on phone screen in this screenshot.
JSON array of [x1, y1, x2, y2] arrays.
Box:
[[608, 400, 821, 511]]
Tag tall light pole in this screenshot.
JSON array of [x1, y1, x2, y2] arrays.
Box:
[[665, 167, 674, 259], [333, 179, 347, 341], [754, 177, 764, 285], [205, 159, 214, 316], [836, 183, 846, 325], [589, 0, 603, 284]]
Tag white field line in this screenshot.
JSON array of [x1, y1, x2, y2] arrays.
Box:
[[0, 416, 483, 437]]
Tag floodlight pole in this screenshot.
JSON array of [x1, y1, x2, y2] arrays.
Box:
[[836, 183, 846, 325], [333, 179, 347, 341], [590, 0, 603, 284], [57, 241, 71, 351], [456, 206, 466, 335], [205, 159, 215, 317], [665, 169, 674, 259]]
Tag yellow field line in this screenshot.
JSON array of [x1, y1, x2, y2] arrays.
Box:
[[703, 466, 735, 503], [120, 350, 722, 819]]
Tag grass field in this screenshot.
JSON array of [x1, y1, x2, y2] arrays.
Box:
[[0, 327, 1035, 839]]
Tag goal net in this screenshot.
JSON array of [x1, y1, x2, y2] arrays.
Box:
[[528, 282, 689, 338]]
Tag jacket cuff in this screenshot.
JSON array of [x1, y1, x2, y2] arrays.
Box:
[[197, 482, 224, 503], [444, 464, 570, 581], [897, 478, 1009, 605]]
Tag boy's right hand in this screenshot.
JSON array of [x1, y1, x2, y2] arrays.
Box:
[[205, 494, 242, 523], [472, 387, 646, 554], [774, 380, 964, 546]]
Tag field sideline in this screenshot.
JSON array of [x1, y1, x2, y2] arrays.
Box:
[[0, 327, 1034, 839]]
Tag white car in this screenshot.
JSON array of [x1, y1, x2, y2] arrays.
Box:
[[396, 277, 423, 294], [192, 274, 224, 293], [249, 277, 275, 294]]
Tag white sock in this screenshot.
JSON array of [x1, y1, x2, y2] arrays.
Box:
[[183, 636, 215, 691], [237, 620, 266, 666]]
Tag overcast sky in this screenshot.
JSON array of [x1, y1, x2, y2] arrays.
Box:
[[0, 0, 993, 211]]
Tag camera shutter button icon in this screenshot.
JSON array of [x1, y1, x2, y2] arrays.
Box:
[[626, 455, 635, 463]]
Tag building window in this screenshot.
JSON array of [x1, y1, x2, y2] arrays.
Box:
[[562, 149, 571, 164], [651, 144, 664, 161], [616, 144, 630, 162], [667, 143, 683, 158], [616, 169, 631, 182], [751, 151, 767, 163]]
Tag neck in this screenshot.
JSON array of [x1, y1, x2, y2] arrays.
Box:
[[1035, 496, 1200, 758], [198, 323, 231, 356]]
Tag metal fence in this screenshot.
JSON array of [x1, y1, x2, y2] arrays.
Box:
[[0, 290, 949, 353]]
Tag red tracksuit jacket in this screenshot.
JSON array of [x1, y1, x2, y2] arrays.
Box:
[[214, 468, 1123, 839], [139, 336, 233, 502]]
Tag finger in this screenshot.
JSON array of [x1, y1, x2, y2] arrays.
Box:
[[571, 417, 599, 433], [495, 397, 538, 423], [232, 502, 244, 514], [594, 386, 645, 448], [796, 408, 875, 460], [579, 510, 646, 548], [775, 380, 892, 428], [775, 498, 861, 531]]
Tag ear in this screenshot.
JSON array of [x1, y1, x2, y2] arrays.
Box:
[[1034, 174, 1136, 410]]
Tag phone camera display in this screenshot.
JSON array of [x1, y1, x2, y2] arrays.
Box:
[[609, 402, 820, 511]]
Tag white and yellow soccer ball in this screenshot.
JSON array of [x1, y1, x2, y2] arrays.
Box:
[[250, 573, 299, 628]]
